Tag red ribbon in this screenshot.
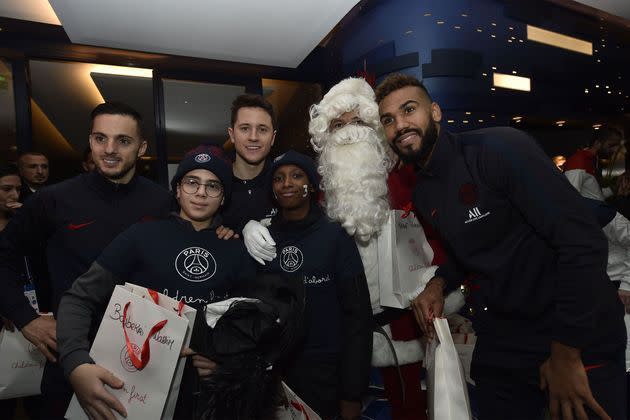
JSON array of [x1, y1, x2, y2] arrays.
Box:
[[122, 301, 167, 370], [401, 202, 414, 219], [290, 401, 310, 420], [147, 289, 159, 304]]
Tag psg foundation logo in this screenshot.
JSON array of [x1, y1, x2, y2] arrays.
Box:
[[120, 343, 141, 373], [175, 247, 217, 282], [194, 153, 211, 163], [280, 246, 303, 273]]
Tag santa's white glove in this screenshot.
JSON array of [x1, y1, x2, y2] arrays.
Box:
[[242, 220, 276, 265]]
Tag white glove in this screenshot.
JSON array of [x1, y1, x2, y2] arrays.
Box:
[[242, 220, 276, 265]]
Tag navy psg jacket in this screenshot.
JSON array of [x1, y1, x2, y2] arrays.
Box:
[[413, 127, 626, 369], [261, 206, 372, 413], [0, 170, 171, 328]]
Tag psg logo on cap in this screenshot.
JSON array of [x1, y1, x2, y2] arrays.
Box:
[[194, 153, 211, 163], [274, 153, 285, 163]]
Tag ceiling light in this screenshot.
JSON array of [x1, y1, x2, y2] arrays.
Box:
[[447, 119, 455, 123], [461, 13, 468, 17], [482, 72, 488, 76], [491, 34, 496, 38], [437, 20, 445, 25], [490, 87, 496, 91], [508, 39, 513, 43], [556, 123, 564, 127], [424, 12, 432, 16], [584, 88, 589, 93], [597, 59, 601, 62], [0, 27, 3, 32], [512, 116, 523, 120], [491, 22, 497, 26], [602, 44, 606, 47], [519, 39, 524, 43], [595, 84, 599, 88], [463, 120, 469, 123], [512, 70, 517, 74], [477, 28, 482, 32], [509, 27, 514, 30], [405, 30, 413, 34], [607, 91, 612, 94], [593, 123, 602, 129], [605, 85, 609, 88], [478, 119, 484, 123], [492, 66, 497, 70], [493, 72, 531, 92], [465, 111, 471, 115], [454, 26, 461, 30], [555, 120, 566, 125], [90, 64, 153, 78], [491, 115, 496, 118], [526, 25, 592, 55]]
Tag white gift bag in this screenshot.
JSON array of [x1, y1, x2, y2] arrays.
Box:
[[66, 284, 196, 420], [378, 209, 435, 308], [426, 318, 472, 420], [276, 381, 322, 420], [0, 320, 49, 399]]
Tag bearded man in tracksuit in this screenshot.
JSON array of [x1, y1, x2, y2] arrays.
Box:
[[376, 73, 627, 420], [0, 102, 171, 418]]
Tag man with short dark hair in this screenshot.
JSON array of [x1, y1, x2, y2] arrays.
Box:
[[0, 101, 171, 419], [375, 73, 627, 420], [221, 94, 278, 231], [564, 125, 624, 201], [17, 151, 49, 201]]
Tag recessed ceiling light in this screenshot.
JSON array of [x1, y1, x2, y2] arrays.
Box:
[[482, 72, 488, 76], [512, 70, 517, 74], [465, 111, 471, 115], [463, 120, 469, 123], [519, 39, 524, 43], [491, 87, 496, 91], [454, 25, 461, 29], [477, 28, 483, 32], [605, 85, 609, 88], [556, 120, 566, 125], [607, 91, 612, 94], [405, 29, 413, 35], [512, 116, 523, 120], [584, 88, 589, 93], [491, 22, 497, 26], [492, 66, 497, 70], [437, 20, 445, 24], [447, 119, 455, 123], [461, 13, 468, 17], [602, 44, 606, 47], [595, 84, 599, 88], [424, 12, 432, 16], [597, 59, 601, 62], [491, 34, 496, 38], [508, 39, 513, 43], [478, 119, 484, 123], [509, 27, 514, 30], [491, 115, 496, 118]]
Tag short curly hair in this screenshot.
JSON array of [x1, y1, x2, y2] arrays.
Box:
[[374, 73, 432, 104]]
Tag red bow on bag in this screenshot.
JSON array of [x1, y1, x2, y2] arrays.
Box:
[[122, 300, 168, 371]]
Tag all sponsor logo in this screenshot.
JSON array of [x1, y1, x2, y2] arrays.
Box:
[[465, 206, 491, 224], [175, 247, 217, 282], [280, 246, 303, 273]]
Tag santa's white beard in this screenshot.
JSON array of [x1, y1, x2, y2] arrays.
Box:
[[317, 125, 390, 243]]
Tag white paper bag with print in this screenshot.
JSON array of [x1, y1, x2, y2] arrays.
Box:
[[276, 381, 322, 420], [426, 318, 472, 420], [378, 209, 435, 308], [65, 284, 195, 420], [0, 317, 49, 399]]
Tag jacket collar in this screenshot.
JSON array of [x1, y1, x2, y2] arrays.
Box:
[[170, 212, 223, 232], [416, 129, 455, 179], [87, 169, 139, 196]]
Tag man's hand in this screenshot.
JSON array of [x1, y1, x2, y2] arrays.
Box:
[[20, 315, 57, 362], [181, 347, 216, 378], [339, 400, 362, 420], [539, 341, 610, 420], [216, 225, 239, 240], [410, 276, 445, 338], [618, 290, 630, 314], [69, 363, 127, 420], [242, 220, 276, 265], [6, 201, 23, 212]]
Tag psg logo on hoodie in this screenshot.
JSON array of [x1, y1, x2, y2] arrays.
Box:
[[175, 246, 217, 282], [280, 246, 303, 273]]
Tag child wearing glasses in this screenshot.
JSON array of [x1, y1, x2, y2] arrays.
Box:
[[56, 147, 256, 419]]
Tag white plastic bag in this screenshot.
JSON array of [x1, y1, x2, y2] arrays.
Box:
[[426, 317, 472, 420]]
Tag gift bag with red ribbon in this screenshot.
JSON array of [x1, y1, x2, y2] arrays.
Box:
[[377, 209, 436, 309], [66, 283, 196, 420], [276, 381, 322, 420]]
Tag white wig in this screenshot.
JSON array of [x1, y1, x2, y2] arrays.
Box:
[[309, 77, 391, 243], [309, 77, 382, 153]]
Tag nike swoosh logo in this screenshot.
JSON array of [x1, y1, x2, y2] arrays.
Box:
[[68, 221, 95, 230]]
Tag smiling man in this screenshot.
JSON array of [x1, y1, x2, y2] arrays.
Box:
[[0, 102, 171, 419], [221, 94, 278, 231], [376, 73, 627, 420]]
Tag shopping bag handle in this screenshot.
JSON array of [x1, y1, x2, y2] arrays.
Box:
[[290, 401, 311, 420], [122, 301, 168, 370], [401, 202, 414, 219], [147, 288, 186, 316]]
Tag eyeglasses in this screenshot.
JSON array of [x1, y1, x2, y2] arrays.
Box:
[[180, 178, 223, 197]]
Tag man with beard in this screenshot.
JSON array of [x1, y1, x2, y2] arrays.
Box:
[[0, 102, 171, 419], [564, 125, 624, 201], [244, 77, 464, 419], [376, 73, 627, 420]]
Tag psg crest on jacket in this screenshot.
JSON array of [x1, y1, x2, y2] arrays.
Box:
[[175, 246, 217, 282]]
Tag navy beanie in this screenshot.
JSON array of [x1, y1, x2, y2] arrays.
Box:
[[172, 147, 233, 203], [270, 150, 319, 189]]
